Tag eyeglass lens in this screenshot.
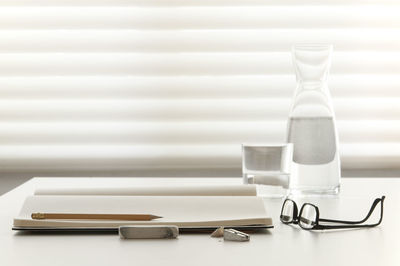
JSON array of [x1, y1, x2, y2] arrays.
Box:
[[299, 204, 317, 229], [281, 200, 295, 223]]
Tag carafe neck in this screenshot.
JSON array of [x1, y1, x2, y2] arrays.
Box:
[[292, 44, 332, 83]]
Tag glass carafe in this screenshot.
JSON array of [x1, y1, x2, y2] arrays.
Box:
[[286, 44, 341, 195]]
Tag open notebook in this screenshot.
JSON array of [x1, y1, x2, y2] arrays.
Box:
[[13, 185, 272, 232]]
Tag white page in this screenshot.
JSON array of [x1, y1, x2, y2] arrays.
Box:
[[34, 185, 257, 196], [14, 195, 271, 228]]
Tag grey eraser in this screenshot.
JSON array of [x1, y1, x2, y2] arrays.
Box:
[[119, 225, 179, 239]]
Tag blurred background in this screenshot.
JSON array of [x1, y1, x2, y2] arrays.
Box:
[[1, 0, 400, 194]]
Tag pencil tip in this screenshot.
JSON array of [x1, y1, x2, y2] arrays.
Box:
[[151, 215, 163, 219]]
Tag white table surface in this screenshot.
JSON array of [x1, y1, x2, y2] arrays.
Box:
[[0, 177, 399, 266]]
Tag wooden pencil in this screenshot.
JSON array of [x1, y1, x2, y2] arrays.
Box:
[[31, 213, 162, 221]]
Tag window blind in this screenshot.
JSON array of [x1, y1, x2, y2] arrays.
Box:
[[0, 0, 399, 177]]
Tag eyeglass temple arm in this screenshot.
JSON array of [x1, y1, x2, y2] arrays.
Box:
[[318, 196, 385, 225], [314, 222, 381, 230]]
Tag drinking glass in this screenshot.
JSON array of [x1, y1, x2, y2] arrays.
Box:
[[242, 143, 293, 197]]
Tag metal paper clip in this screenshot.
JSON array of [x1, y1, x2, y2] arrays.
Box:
[[223, 229, 250, 242]]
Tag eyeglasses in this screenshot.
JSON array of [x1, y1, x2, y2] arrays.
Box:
[[280, 196, 385, 230]]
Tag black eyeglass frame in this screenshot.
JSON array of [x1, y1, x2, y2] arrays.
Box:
[[280, 196, 385, 230]]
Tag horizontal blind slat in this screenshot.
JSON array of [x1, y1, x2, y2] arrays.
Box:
[[0, 99, 397, 121], [1, 29, 400, 52], [0, 143, 398, 170], [0, 0, 399, 6], [0, 121, 398, 144], [0, 121, 285, 144], [0, 52, 399, 75], [0, 75, 399, 99], [0, 6, 399, 29]]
